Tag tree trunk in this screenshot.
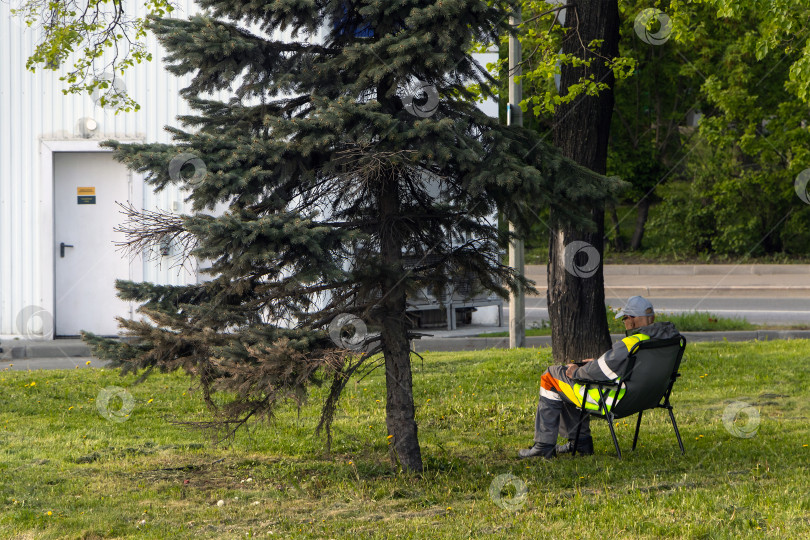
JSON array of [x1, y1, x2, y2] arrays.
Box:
[[630, 196, 651, 250], [378, 172, 422, 472], [381, 320, 422, 472], [376, 69, 422, 472], [608, 203, 625, 251], [548, 0, 619, 363]]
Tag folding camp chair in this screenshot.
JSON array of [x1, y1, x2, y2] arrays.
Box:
[[570, 334, 687, 459]]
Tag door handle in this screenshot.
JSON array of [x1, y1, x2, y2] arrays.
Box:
[[60, 242, 74, 258]]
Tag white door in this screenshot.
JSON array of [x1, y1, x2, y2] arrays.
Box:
[[54, 152, 132, 336]]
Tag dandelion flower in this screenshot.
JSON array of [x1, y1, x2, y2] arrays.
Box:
[[147, 398, 154, 404], [85, 360, 91, 365]]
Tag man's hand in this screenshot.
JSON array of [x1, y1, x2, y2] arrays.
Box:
[[566, 358, 595, 378]]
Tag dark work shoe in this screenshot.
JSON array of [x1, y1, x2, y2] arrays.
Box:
[[555, 437, 594, 456], [518, 442, 556, 459]]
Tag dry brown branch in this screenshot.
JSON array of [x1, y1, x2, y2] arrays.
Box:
[[333, 142, 417, 185], [114, 202, 198, 269]]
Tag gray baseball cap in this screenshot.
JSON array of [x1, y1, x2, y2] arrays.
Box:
[[615, 296, 654, 319]]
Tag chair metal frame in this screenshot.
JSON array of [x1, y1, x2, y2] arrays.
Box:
[[570, 334, 687, 459]]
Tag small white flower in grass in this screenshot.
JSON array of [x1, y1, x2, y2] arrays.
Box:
[[217, 499, 225, 507]]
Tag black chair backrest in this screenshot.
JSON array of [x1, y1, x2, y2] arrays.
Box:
[[611, 335, 686, 419]]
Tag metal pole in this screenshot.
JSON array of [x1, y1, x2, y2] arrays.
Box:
[[508, 9, 525, 348]]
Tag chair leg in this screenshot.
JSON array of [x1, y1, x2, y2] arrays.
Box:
[[571, 406, 588, 458], [668, 407, 685, 455], [632, 411, 643, 451], [606, 413, 622, 459]]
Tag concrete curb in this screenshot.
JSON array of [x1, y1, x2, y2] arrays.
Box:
[[525, 286, 810, 297], [526, 264, 810, 276], [3, 342, 92, 360], [5, 330, 810, 359], [607, 264, 810, 275]]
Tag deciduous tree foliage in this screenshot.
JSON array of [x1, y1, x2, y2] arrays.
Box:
[[9, 0, 175, 111], [646, 0, 810, 256], [501, 0, 810, 261], [605, 0, 706, 251], [82, 0, 620, 472]]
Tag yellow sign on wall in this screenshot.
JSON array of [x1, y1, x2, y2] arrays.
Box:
[[77, 187, 96, 195]]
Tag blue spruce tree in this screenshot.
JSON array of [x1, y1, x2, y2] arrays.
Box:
[[84, 0, 620, 472]]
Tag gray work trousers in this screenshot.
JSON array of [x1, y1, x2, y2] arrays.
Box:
[[533, 364, 591, 445]]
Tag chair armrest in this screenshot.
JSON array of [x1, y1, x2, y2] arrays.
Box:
[[569, 376, 621, 388]]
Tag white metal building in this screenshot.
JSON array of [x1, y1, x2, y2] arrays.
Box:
[[0, 0, 205, 339], [0, 3, 501, 339]]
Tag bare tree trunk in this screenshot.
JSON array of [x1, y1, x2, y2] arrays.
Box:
[[630, 196, 651, 250], [608, 203, 625, 251], [548, 0, 619, 363]]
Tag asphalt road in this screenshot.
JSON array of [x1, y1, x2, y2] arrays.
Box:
[[520, 296, 810, 326]]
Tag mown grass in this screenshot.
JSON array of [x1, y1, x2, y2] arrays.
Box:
[[1, 341, 809, 539]]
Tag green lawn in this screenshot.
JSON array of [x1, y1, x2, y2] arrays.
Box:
[[1, 341, 809, 538]]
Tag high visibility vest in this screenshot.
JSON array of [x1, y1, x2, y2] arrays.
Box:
[[574, 333, 651, 412]]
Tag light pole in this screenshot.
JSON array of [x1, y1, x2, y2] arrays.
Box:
[[508, 8, 525, 349]]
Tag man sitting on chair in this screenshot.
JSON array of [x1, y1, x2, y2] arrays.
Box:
[[519, 296, 679, 459]]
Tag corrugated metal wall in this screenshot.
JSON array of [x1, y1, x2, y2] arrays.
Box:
[[0, 0, 211, 337]]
